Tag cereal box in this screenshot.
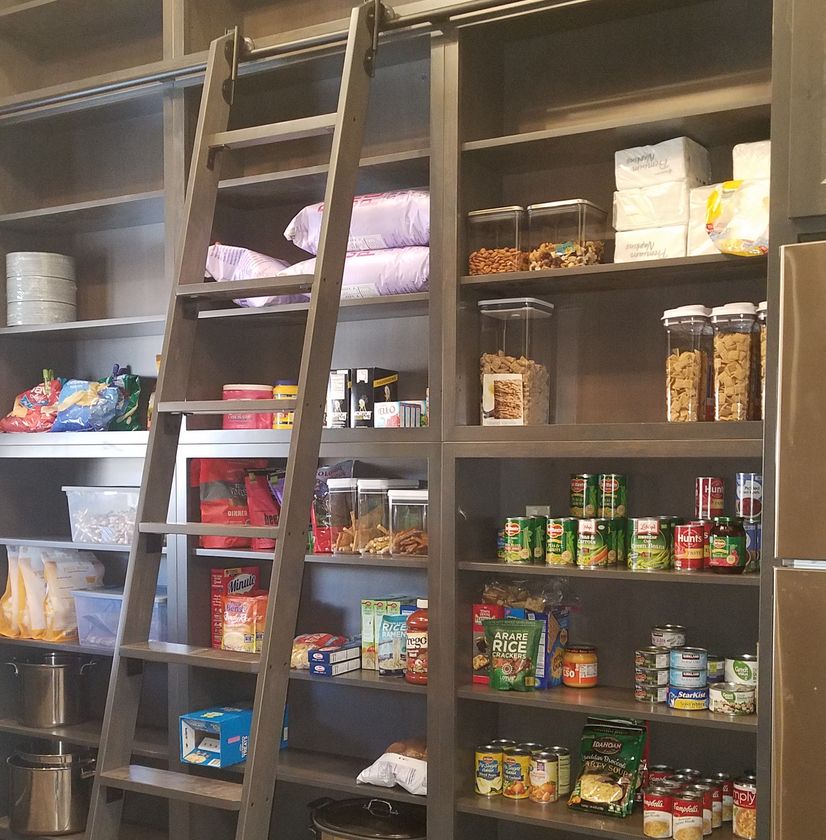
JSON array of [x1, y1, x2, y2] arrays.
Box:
[[211, 566, 258, 649]]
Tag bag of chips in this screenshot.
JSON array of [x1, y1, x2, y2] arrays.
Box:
[[0, 370, 62, 433], [483, 618, 542, 691], [106, 364, 142, 431], [51, 379, 120, 432], [244, 470, 281, 551]]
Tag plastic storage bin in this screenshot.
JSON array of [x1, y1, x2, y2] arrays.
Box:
[[711, 302, 759, 422], [327, 477, 359, 553], [63, 486, 140, 545], [757, 300, 767, 420], [356, 479, 418, 554], [479, 297, 554, 426], [72, 587, 167, 648], [527, 200, 608, 270], [388, 488, 429, 556], [466, 206, 528, 275], [662, 305, 713, 422]]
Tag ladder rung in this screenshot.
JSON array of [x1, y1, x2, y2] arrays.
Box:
[[158, 399, 294, 415], [121, 642, 260, 673], [209, 113, 337, 150], [140, 522, 280, 539], [98, 765, 243, 810], [178, 275, 314, 303]]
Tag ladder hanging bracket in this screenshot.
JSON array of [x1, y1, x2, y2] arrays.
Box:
[[364, 0, 393, 77], [222, 26, 242, 105]]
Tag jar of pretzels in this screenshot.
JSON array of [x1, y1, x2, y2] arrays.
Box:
[[711, 302, 760, 422], [662, 305, 713, 422]]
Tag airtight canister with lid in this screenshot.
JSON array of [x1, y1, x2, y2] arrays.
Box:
[[662, 305, 713, 422], [711, 302, 759, 422]]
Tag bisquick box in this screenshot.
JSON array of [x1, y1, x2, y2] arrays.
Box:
[[615, 137, 711, 190], [688, 184, 722, 256], [732, 140, 770, 181], [613, 180, 690, 231], [614, 225, 688, 263]]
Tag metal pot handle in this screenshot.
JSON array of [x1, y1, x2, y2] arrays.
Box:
[[367, 800, 398, 818], [79, 660, 97, 675], [306, 797, 335, 837], [80, 755, 97, 780], [5, 662, 18, 676]]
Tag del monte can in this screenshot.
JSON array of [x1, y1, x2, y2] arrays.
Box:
[[503, 517, 532, 564], [576, 518, 615, 567], [546, 517, 577, 566], [598, 473, 627, 518], [570, 473, 598, 517]]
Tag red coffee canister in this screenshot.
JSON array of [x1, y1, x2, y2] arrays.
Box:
[[696, 476, 725, 519]]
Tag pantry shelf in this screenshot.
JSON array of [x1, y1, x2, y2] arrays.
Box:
[[0, 816, 165, 840], [456, 793, 736, 839], [290, 668, 427, 694], [0, 431, 148, 458], [0, 636, 114, 657], [458, 560, 761, 586], [193, 548, 428, 569], [0, 536, 132, 552], [457, 684, 758, 732], [0, 315, 166, 340]]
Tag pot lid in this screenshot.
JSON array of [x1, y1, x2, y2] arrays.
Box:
[[312, 798, 427, 838], [15, 739, 87, 765], [16, 651, 83, 668]]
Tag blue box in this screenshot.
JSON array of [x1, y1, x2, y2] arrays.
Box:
[[180, 705, 252, 769], [505, 607, 570, 689], [307, 640, 361, 666], [308, 658, 361, 677]]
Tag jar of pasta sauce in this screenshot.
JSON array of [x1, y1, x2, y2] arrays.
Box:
[[709, 516, 747, 574], [562, 644, 598, 688]]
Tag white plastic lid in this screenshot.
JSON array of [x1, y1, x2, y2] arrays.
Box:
[[710, 302, 757, 321], [661, 305, 711, 322], [757, 300, 767, 316], [72, 586, 167, 604], [223, 384, 273, 392], [416, 599, 428, 609], [327, 478, 359, 490], [357, 479, 418, 491], [62, 486, 140, 494], [388, 489, 429, 503], [478, 297, 555, 320]]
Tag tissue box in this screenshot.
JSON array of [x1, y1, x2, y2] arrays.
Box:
[[613, 181, 690, 231], [688, 184, 722, 256], [614, 226, 688, 262], [733, 140, 771, 181], [180, 705, 253, 768], [615, 137, 711, 190]]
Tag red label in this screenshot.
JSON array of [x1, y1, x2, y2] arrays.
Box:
[[674, 799, 702, 817], [696, 477, 725, 517], [733, 787, 757, 809], [548, 523, 563, 538], [601, 478, 619, 493], [644, 793, 672, 811], [504, 522, 521, 537], [571, 479, 585, 493]]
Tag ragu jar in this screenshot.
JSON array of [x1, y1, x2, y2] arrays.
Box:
[[709, 516, 748, 574], [405, 599, 428, 685]]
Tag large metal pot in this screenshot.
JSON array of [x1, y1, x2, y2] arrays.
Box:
[[7, 653, 95, 728], [309, 798, 426, 840], [7, 742, 96, 836]]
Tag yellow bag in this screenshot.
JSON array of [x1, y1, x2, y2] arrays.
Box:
[[0, 546, 24, 638]]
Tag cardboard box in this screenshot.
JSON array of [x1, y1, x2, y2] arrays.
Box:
[[360, 596, 416, 670], [505, 606, 570, 688], [615, 136, 711, 190], [472, 603, 505, 685], [374, 401, 423, 428], [614, 225, 688, 263], [325, 369, 351, 429], [180, 705, 253, 768], [308, 657, 362, 677], [613, 180, 690, 231], [308, 640, 361, 666], [350, 368, 399, 428], [211, 567, 258, 650]]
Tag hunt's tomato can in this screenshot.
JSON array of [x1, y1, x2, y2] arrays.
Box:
[[691, 518, 713, 567], [696, 476, 725, 519], [674, 522, 705, 571]]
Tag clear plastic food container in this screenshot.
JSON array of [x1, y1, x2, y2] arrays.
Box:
[[711, 303, 759, 422], [467, 206, 528, 275], [327, 477, 359, 553], [388, 489, 429, 556], [356, 479, 418, 554], [527, 200, 608, 270], [63, 486, 140, 545], [72, 587, 167, 648], [662, 305, 713, 422], [757, 300, 767, 421], [479, 297, 554, 426]]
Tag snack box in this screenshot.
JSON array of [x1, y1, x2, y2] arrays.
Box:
[[360, 596, 416, 670], [614, 225, 688, 263], [325, 369, 351, 429], [308, 657, 362, 677], [180, 705, 253, 768], [211, 566, 258, 650], [472, 603, 505, 685], [615, 136, 711, 190], [505, 606, 570, 689], [350, 368, 399, 428], [308, 640, 361, 665], [373, 401, 423, 428]]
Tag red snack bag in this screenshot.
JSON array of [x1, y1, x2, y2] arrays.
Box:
[[0, 371, 62, 433], [244, 470, 281, 551], [199, 459, 266, 548]]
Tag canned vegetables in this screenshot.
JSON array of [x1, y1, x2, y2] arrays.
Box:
[[503, 517, 532, 564], [576, 518, 616, 567], [569, 473, 598, 517], [628, 517, 671, 570], [598, 473, 627, 518], [545, 517, 576, 566]]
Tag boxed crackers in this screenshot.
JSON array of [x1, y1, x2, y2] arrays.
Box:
[[472, 603, 505, 685]]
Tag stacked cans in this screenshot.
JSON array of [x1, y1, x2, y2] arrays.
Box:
[[6, 252, 77, 326], [668, 646, 709, 710], [735, 473, 762, 572]]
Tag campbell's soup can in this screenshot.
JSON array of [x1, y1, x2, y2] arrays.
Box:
[[648, 764, 674, 782], [689, 784, 714, 835], [733, 778, 757, 839], [735, 472, 763, 522], [643, 787, 673, 838], [700, 778, 723, 828], [696, 476, 725, 519], [710, 772, 734, 822], [674, 522, 706, 571], [673, 792, 703, 839]]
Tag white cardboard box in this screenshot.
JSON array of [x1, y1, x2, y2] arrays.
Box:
[[615, 137, 711, 190], [614, 225, 688, 263], [732, 140, 771, 181], [613, 180, 690, 231], [688, 184, 722, 256]]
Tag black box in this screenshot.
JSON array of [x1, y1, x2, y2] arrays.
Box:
[[350, 368, 399, 428], [325, 369, 351, 429]]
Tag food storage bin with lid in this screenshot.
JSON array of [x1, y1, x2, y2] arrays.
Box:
[[6, 251, 76, 281], [710, 303, 759, 422], [662, 305, 713, 422], [479, 297, 554, 426], [388, 488, 428, 555], [757, 300, 767, 420], [62, 486, 139, 545], [222, 384, 274, 430], [309, 796, 426, 840], [467, 206, 528, 275], [327, 478, 359, 553], [71, 587, 167, 648], [527, 199, 608, 270], [356, 479, 418, 554]]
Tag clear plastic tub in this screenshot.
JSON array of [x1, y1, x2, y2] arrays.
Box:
[[62, 486, 140, 545], [467, 206, 528, 275], [662, 305, 713, 422], [527, 200, 608, 270], [479, 297, 554, 426], [710, 303, 759, 422], [388, 488, 429, 556], [757, 300, 767, 421], [356, 479, 418, 554], [72, 587, 167, 648], [327, 477, 359, 553]]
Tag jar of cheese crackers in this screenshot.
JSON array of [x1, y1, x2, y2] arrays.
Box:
[[662, 305, 712, 422], [711, 303, 759, 422]]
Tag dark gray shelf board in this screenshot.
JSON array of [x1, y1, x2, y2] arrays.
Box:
[[459, 560, 761, 587], [0, 315, 166, 340], [290, 668, 427, 694], [194, 548, 428, 569], [457, 683, 758, 732], [0, 636, 114, 657], [0, 816, 165, 840], [0, 536, 131, 552]]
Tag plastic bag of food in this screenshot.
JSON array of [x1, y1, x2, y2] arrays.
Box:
[[0, 370, 62, 433], [357, 738, 428, 796], [483, 618, 542, 691], [106, 364, 142, 431], [0, 546, 23, 637], [222, 593, 268, 653], [199, 459, 267, 548], [205, 243, 293, 307], [51, 379, 120, 432], [311, 461, 356, 554], [244, 470, 281, 551], [284, 189, 430, 255], [290, 633, 347, 669], [706, 179, 769, 257], [277, 247, 429, 299]]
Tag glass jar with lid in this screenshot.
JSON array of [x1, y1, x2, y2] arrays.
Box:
[[356, 479, 418, 554], [479, 297, 554, 426], [327, 477, 358, 553], [710, 303, 759, 422], [662, 305, 713, 422], [527, 200, 608, 270], [757, 300, 767, 420], [388, 488, 428, 556], [466, 206, 528, 275]]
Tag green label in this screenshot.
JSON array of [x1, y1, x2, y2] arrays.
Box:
[[546, 518, 577, 566], [733, 660, 755, 681], [710, 534, 746, 568], [577, 520, 614, 567], [570, 475, 598, 517], [503, 518, 532, 563], [598, 474, 627, 519], [628, 518, 670, 570]]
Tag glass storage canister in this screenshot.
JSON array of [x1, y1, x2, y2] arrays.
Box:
[[711, 302, 759, 422], [662, 305, 713, 422], [467, 206, 528, 275], [757, 300, 767, 421], [388, 488, 428, 556], [327, 477, 359, 553], [527, 199, 608, 270], [356, 479, 418, 554], [479, 297, 554, 426]]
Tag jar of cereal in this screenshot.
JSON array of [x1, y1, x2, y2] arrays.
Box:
[[662, 305, 712, 422], [757, 300, 767, 421], [711, 302, 759, 422]]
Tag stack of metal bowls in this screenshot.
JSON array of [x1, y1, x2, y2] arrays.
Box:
[[6, 251, 77, 326]]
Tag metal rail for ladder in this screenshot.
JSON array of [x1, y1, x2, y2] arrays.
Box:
[[85, 4, 381, 839]]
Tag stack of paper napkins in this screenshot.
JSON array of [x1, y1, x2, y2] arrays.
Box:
[[613, 137, 711, 262]]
